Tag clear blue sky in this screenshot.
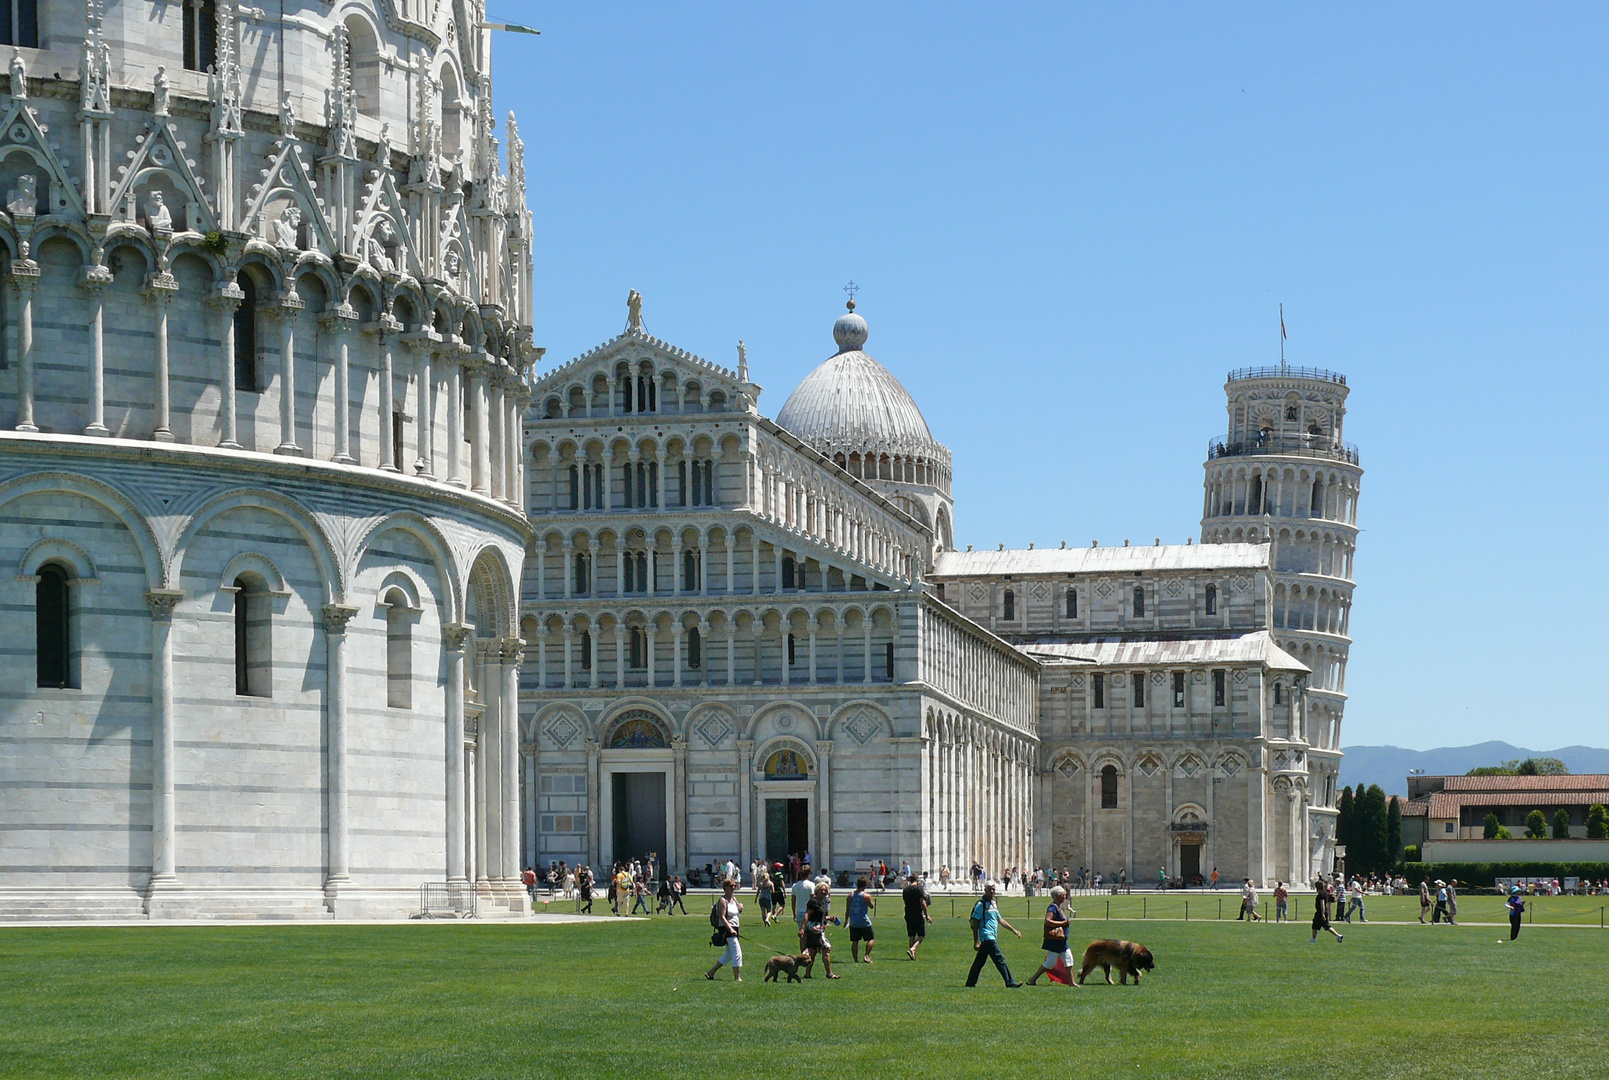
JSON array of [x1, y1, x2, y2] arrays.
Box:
[[491, 3, 1608, 751]]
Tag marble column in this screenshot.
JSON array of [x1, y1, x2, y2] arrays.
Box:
[[444, 625, 469, 883], [325, 305, 358, 464], [145, 589, 184, 894], [9, 261, 39, 431], [816, 741, 833, 873], [501, 638, 524, 898], [81, 265, 115, 437], [469, 358, 490, 495], [144, 270, 179, 441], [672, 738, 689, 873], [737, 740, 754, 868], [322, 604, 359, 899], [275, 289, 304, 454], [446, 347, 466, 486], [378, 332, 398, 471], [489, 373, 506, 500]]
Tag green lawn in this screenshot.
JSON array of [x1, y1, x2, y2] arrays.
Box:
[[3, 901, 1607, 1079]]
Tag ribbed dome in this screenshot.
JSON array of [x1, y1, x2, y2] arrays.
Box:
[[775, 305, 948, 462]]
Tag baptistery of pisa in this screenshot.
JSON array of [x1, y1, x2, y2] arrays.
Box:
[[1, 2, 1363, 920]]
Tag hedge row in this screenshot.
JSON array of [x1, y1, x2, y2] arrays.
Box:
[[1403, 863, 1609, 887]]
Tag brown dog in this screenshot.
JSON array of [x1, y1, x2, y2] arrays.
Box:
[[1077, 939, 1155, 985], [763, 953, 808, 983]]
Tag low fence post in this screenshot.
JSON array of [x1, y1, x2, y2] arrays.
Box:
[[1218, 898, 1222, 920], [1185, 900, 1189, 921], [1106, 900, 1110, 920], [1143, 897, 1147, 919]]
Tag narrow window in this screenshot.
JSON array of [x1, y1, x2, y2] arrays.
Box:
[[782, 557, 796, 590], [1092, 673, 1105, 709], [678, 461, 689, 507], [1132, 586, 1145, 617], [687, 627, 702, 669], [384, 588, 412, 709], [580, 631, 592, 670], [1002, 589, 1015, 621], [622, 463, 634, 508], [648, 462, 658, 507], [35, 564, 72, 689], [786, 633, 796, 666], [1273, 682, 1283, 705], [629, 628, 645, 668], [573, 552, 589, 594], [1173, 671, 1185, 708], [391, 412, 405, 473], [234, 275, 258, 390], [885, 641, 895, 682], [1213, 669, 1226, 707], [682, 549, 698, 592], [233, 576, 272, 697], [1100, 765, 1118, 809], [184, 0, 218, 73], [1132, 673, 1145, 708], [623, 551, 637, 593], [1065, 588, 1077, 619], [2, 0, 40, 48], [1311, 478, 1324, 518], [620, 374, 633, 413], [1249, 476, 1263, 514], [702, 461, 715, 505], [1204, 584, 1217, 616]]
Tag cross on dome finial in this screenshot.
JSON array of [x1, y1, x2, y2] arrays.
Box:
[[843, 280, 858, 311]]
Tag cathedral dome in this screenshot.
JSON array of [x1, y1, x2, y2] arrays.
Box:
[[776, 304, 948, 462]]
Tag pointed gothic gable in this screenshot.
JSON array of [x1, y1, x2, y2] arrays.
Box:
[[352, 166, 423, 279], [438, 198, 478, 296], [243, 139, 339, 256], [108, 119, 216, 233], [0, 98, 86, 218]]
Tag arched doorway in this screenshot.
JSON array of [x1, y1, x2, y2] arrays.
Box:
[[754, 738, 816, 869], [599, 709, 675, 873]]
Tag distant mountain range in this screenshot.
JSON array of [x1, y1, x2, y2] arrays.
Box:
[[1340, 742, 1609, 796]]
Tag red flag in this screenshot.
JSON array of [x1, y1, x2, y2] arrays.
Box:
[[1046, 955, 1074, 985]]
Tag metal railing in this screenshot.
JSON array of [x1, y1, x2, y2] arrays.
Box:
[[1207, 434, 1360, 466], [416, 881, 478, 919], [1227, 365, 1347, 385]]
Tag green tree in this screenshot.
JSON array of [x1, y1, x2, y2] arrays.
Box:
[[1361, 785, 1390, 875], [1387, 796, 1403, 867], [1525, 809, 1548, 838], [1551, 808, 1572, 839], [1587, 804, 1608, 840], [1518, 757, 1569, 776], [1496, 825, 1514, 840], [1483, 812, 1502, 839], [1336, 786, 1355, 867], [1467, 765, 1516, 776]]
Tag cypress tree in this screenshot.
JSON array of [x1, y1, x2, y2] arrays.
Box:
[[1387, 795, 1403, 868], [1362, 785, 1390, 875], [1336, 786, 1355, 871]]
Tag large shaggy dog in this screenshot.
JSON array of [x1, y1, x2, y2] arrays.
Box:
[[763, 954, 808, 983], [1077, 939, 1155, 985]]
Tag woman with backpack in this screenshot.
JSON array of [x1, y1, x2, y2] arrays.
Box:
[[704, 879, 744, 982]]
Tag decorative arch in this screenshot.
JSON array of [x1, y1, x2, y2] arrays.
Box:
[[754, 735, 817, 779], [602, 707, 673, 750], [17, 538, 99, 581], [216, 552, 291, 596], [827, 700, 891, 745], [746, 700, 819, 741], [170, 488, 340, 604], [530, 701, 587, 749], [0, 473, 163, 588], [353, 511, 459, 622], [464, 543, 517, 638]]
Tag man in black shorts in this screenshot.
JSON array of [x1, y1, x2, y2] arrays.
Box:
[[903, 873, 931, 959], [1309, 875, 1343, 944]]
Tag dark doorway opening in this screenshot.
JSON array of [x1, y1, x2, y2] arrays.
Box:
[[611, 772, 666, 869], [764, 798, 810, 866], [1180, 842, 1202, 884]]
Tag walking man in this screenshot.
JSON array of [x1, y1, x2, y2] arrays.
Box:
[[1274, 881, 1289, 923], [703, 879, 743, 982], [1238, 878, 1262, 921], [903, 873, 931, 960], [965, 881, 1024, 988], [847, 877, 876, 963], [1432, 879, 1450, 924], [1418, 879, 1431, 923], [1308, 876, 1343, 943]]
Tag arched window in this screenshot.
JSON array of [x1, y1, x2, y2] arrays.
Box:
[[439, 65, 462, 159], [1100, 765, 1119, 809], [619, 372, 633, 412], [384, 588, 412, 709], [1132, 586, 1145, 617], [567, 464, 580, 510], [1249, 476, 1263, 515], [1132, 672, 1145, 708], [184, 0, 218, 72], [786, 633, 796, 666], [580, 631, 592, 670], [344, 16, 381, 118], [687, 627, 701, 670], [629, 628, 646, 669], [2, 0, 39, 48], [36, 564, 73, 689], [1310, 477, 1324, 518], [1204, 584, 1217, 616], [234, 274, 259, 391], [1065, 589, 1077, 619], [572, 552, 589, 595], [682, 549, 699, 592], [1273, 682, 1283, 705], [1002, 589, 1015, 621], [233, 575, 272, 697]]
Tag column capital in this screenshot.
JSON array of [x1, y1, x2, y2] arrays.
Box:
[[322, 604, 360, 633], [206, 280, 244, 311], [443, 623, 472, 651], [78, 264, 114, 293], [815, 740, 834, 756], [369, 312, 406, 338], [499, 637, 526, 666], [319, 303, 360, 330], [736, 739, 755, 753], [143, 271, 180, 301], [7, 260, 40, 289], [145, 588, 184, 620]]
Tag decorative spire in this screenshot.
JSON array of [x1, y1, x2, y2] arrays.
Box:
[[209, 0, 242, 136], [505, 111, 526, 211], [328, 22, 358, 158], [81, 1, 113, 115]]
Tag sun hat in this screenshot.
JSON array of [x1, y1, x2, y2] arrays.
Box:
[[1434, 879, 1445, 886], [1510, 885, 1521, 894]]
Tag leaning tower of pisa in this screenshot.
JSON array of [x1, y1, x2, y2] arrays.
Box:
[[1200, 364, 1361, 879]]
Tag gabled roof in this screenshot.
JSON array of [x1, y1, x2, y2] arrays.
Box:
[[1432, 775, 1609, 793], [532, 326, 753, 398], [932, 543, 1268, 577], [1020, 630, 1307, 672], [1422, 791, 1609, 818]]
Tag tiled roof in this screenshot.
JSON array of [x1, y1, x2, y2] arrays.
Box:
[[1399, 799, 1430, 816], [1433, 775, 1609, 793], [932, 543, 1268, 577], [1423, 791, 1609, 818], [1021, 631, 1308, 672]]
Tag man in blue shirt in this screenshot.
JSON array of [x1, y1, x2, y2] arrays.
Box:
[[965, 881, 1023, 988]]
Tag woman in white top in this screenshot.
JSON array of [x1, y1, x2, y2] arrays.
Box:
[[704, 879, 744, 982]]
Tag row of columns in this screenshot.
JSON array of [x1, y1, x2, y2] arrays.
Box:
[[140, 589, 523, 907], [4, 266, 526, 510], [534, 618, 885, 690], [541, 538, 884, 601], [925, 718, 1035, 878]]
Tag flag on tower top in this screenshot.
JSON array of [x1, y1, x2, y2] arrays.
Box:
[[1280, 304, 1287, 341]]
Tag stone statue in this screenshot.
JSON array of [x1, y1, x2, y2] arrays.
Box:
[[145, 190, 173, 232], [153, 65, 170, 116], [279, 94, 296, 138], [273, 205, 302, 249], [736, 339, 748, 381], [627, 289, 643, 331], [9, 49, 27, 100], [375, 123, 393, 169], [443, 249, 461, 278], [369, 218, 397, 272], [6, 173, 37, 217]]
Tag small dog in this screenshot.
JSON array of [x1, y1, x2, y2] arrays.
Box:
[[763, 953, 808, 983], [1077, 939, 1155, 985]]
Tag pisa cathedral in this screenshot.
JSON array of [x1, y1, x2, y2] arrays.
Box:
[[1, 1, 1362, 920]]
